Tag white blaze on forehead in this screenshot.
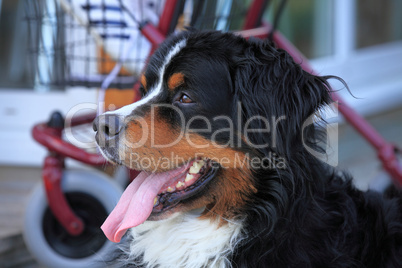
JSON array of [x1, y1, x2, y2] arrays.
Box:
[[105, 38, 187, 117]]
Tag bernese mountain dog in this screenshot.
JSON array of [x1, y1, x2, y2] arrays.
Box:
[[93, 30, 402, 267]]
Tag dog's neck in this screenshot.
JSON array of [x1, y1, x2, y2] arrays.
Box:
[[124, 209, 244, 268]]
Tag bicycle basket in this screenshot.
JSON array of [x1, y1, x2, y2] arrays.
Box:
[[25, 0, 166, 89]]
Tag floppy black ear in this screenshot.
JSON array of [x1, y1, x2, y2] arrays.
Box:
[[232, 38, 334, 156]]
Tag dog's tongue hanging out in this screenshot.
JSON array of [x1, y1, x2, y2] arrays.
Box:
[[101, 162, 193, 243]]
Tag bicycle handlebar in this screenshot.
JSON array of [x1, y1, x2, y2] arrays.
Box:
[[32, 122, 107, 166]]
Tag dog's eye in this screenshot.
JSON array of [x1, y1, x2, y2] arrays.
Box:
[[179, 94, 193, 104]]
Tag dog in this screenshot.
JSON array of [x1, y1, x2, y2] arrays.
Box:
[[93, 30, 402, 267]]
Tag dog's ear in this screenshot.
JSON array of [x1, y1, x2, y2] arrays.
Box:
[[232, 38, 334, 155]]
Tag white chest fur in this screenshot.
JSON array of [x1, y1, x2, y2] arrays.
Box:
[[124, 210, 244, 268]]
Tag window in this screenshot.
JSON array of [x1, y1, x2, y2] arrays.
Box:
[[267, 0, 402, 59], [0, 0, 33, 89], [356, 0, 402, 48], [266, 0, 334, 59]]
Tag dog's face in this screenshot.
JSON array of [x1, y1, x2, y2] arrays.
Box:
[[93, 31, 332, 243]]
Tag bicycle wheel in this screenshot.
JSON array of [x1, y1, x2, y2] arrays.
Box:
[[23, 169, 122, 268]]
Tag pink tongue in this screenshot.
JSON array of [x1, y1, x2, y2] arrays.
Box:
[[101, 164, 191, 243]]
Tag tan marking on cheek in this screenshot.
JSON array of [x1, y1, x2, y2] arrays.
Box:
[[121, 113, 180, 170], [140, 74, 147, 91], [172, 167, 256, 224], [168, 72, 185, 91], [200, 167, 256, 222]]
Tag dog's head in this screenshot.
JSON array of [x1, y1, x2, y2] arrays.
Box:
[[93, 31, 333, 243]]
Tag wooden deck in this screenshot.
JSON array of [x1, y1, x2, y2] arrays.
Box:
[[0, 166, 41, 267], [0, 234, 40, 268], [0, 106, 401, 267]]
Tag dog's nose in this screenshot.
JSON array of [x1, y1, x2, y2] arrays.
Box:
[[93, 114, 123, 138]]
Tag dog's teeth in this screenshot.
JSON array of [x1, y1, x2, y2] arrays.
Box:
[[189, 160, 205, 174], [176, 181, 185, 188], [185, 174, 194, 182], [167, 186, 175, 192], [189, 166, 197, 174], [153, 197, 159, 206]]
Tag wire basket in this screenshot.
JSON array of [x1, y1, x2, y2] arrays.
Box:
[[25, 0, 166, 89], [24, 0, 252, 90]]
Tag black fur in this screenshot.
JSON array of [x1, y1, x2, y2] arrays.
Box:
[[212, 32, 402, 268], [104, 31, 402, 267]]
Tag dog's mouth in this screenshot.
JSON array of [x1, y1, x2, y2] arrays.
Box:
[[101, 158, 219, 243], [152, 159, 217, 213]]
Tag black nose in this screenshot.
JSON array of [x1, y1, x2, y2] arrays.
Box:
[[93, 114, 123, 139]]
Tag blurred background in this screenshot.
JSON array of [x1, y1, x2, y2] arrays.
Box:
[[0, 0, 401, 266]]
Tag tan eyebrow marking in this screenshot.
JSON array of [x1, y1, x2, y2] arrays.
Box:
[[168, 72, 185, 90], [140, 74, 147, 90]]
